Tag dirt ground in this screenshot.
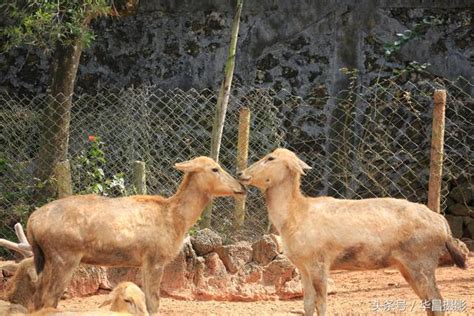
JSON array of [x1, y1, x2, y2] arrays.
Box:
[[60, 257, 473, 315]]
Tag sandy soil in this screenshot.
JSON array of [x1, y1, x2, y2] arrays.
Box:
[[60, 257, 473, 315]]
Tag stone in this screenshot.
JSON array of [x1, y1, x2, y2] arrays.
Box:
[[277, 276, 302, 299], [182, 239, 198, 271], [282, 66, 299, 78], [161, 249, 187, 291], [66, 265, 111, 298], [445, 215, 464, 238], [464, 216, 473, 226], [205, 11, 225, 31], [448, 203, 474, 216], [461, 238, 474, 251], [106, 267, 141, 288], [466, 221, 474, 239], [204, 252, 227, 276], [241, 262, 263, 283], [449, 184, 473, 204], [191, 228, 223, 256], [269, 234, 284, 254], [215, 241, 253, 274], [289, 35, 309, 50], [193, 256, 206, 287], [252, 234, 279, 265], [256, 53, 279, 70], [262, 254, 296, 289]]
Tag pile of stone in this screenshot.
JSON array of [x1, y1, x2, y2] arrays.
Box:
[[444, 182, 474, 250], [106, 229, 316, 301]]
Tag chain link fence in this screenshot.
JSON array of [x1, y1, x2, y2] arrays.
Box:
[[0, 76, 472, 255]]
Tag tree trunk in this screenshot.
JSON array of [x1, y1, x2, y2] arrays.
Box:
[[326, 8, 360, 198], [34, 38, 83, 202], [201, 0, 243, 228]]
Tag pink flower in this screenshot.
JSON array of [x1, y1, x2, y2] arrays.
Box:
[[88, 135, 96, 142]]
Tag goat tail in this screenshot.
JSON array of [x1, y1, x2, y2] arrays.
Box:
[[28, 229, 45, 275], [445, 238, 468, 269]]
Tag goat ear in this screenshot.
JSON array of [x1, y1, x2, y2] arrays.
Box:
[[125, 298, 137, 313], [26, 267, 38, 283], [298, 158, 312, 171], [99, 298, 112, 308], [287, 157, 312, 175], [174, 160, 200, 173]]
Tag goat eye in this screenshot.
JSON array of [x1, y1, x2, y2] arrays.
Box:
[[212, 168, 219, 173], [267, 157, 275, 161]]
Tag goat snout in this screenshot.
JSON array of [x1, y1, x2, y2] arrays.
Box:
[[234, 183, 247, 195], [238, 173, 252, 183]]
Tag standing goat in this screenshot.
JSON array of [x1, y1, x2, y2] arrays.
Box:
[[238, 148, 467, 316], [27, 157, 245, 314]]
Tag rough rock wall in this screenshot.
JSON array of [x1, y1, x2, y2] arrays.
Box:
[[0, 0, 472, 96]]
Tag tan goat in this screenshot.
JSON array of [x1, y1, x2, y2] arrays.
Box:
[[238, 148, 467, 316], [1, 257, 37, 308], [100, 281, 148, 315], [27, 157, 244, 314], [29, 282, 147, 315]]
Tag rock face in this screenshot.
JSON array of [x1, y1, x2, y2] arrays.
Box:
[[1, 1, 472, 97], [445, 181, 474, 246], [448, 204, 474, 217], [446, 215, 464, 238], [450, 184, 473, 205]]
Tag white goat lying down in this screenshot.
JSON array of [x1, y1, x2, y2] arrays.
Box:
[[238, 148, 467, 316], [1, 281, 148, 316], [100, 281, 148, 316]]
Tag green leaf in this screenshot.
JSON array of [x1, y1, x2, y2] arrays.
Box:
[[2, 0, 111, 51], [92, 183, 103, 193]]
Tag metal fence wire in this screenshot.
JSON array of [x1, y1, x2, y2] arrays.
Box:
[[0, 77, 472, 251]]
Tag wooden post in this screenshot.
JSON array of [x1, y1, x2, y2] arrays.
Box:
[[427, 89, 447, 213], [133, 160, 147, 194], [202, 0, 243, 228], [234, 107, 250, 229], [54, 159, 72, 198]]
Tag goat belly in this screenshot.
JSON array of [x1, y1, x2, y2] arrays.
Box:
[[81, 248, 143, 266], [331, 245, 394, 271]]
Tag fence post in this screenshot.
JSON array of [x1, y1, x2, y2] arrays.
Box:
[[427, 89, 447, 213], [234, 107, 250, 229], [54, 159, 72, 198], [133, 160, 147, 194]]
